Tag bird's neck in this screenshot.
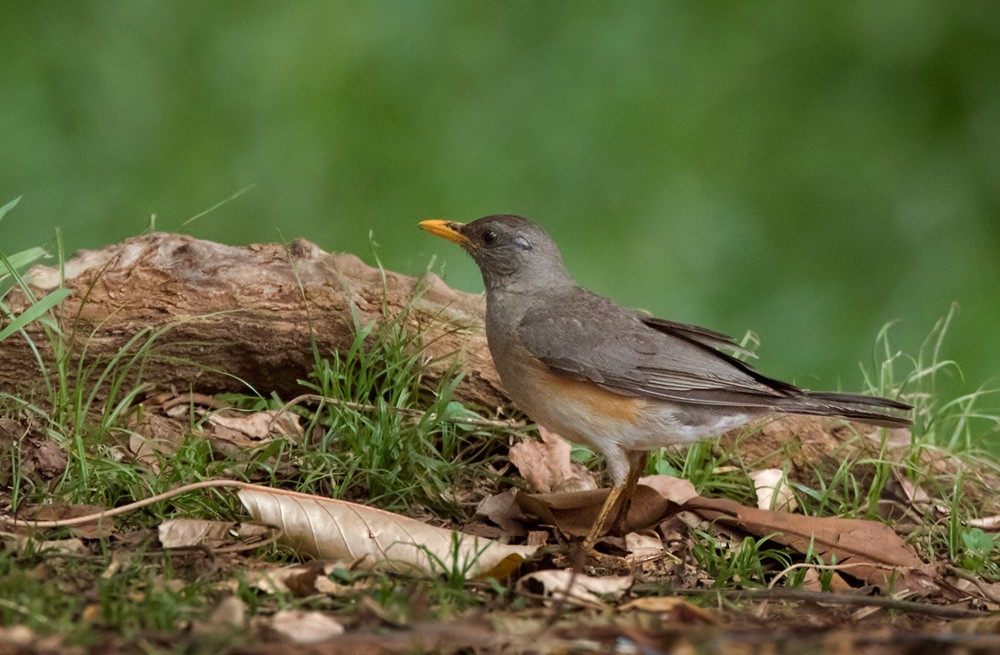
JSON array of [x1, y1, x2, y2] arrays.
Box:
[[484, 277, 573, 304]]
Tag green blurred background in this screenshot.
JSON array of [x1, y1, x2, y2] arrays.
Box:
[[2, 2, 998, 403]]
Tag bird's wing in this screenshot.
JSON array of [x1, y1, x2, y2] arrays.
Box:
[[517, 289, 798, 407], [637, 315, 757, 358]]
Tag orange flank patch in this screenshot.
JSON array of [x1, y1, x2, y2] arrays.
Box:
[[540, 368, 643, 424]]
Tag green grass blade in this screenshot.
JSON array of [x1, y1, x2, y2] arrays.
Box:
[[2, 247, 47, 274], [0, 287, 70, 341], [0, 196, 22, 222]]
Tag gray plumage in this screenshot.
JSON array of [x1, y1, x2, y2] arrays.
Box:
[[453, 214, 911, 430], [421, 213, 912, 543]]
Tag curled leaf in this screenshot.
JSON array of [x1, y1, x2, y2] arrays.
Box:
[[238, 486, 536, 579]]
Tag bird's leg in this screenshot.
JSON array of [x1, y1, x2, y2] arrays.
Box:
[[582, 451, 648, 550], [610, 451, 648, 537], [582, 484, 624, 551]]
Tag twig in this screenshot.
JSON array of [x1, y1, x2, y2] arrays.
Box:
[[161, 392, 231, 411], [758, 561, 918, 620], [766, 561, 909, 590], [0, 479, 249, 529], [947, 565, 1000, 605], [629, 585, 992, 619]]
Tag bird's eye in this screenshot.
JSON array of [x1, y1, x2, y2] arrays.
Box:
[[481, 230, 498, 246]]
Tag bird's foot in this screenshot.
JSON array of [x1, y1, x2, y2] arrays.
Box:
[[569, 539, 629, 569]]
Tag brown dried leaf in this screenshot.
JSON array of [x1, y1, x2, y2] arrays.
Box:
[[158, 518, 236, 549], [26, 440, 68, 480], [206, 409, 303, 443], [475, 489, 528, 536], [246, 562, 367, 597], [0, 419, 67, 482], [508, 427, 596, 493], [27, 503, 113, 538], [238, 486, 536, 578], [269, 610, 344, 644], [640, 475, 698, 504], [191, 596, 247, 636], [968, 514, 1000, 529], [516, 475, 694, 538], [516, 570, 632, 606], [624, 532, 664, 565], [0, 417, 19, 440], [128, 413, 187, 468], [797, 567, 854, 592], [16, 536, 87, 557], [684, 496, 933, 589], [0, 625, 36, 648]]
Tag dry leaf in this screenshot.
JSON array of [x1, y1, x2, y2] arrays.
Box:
[[207, 409, 303, 443], [683, 496, 933, 589], [16, 536, 87, 557], [191, 596, 247, 636], [269, 610, 344, 644], [516, 472, 937, 591], [640, 475, 698, 504], [204, 410, 303, 462], [245, 566, 301, 595], [475, 489, 529, 536], [128, 414, 186, 469], [0, 419, 67, 480], [749, 469, 797, 512], [509, 427, 597, 493], [517, 570, 632, 606], [246, 562, 368, 597], [27, 503, 114, 539], [238, 486, 536, 578], [625, 533, 663, 564], [206, 596, 247, 628], [894, 473, 931, 507], [517, 475, 693, 537], [968, 515, 1000, 529], [158, 518, 235, 549], [26, 440, 68, 480]]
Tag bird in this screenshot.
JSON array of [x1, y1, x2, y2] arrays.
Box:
[[419, 214, 912, 548]]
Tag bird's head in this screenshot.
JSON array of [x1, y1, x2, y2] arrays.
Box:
[[419, 215, 573, 293]]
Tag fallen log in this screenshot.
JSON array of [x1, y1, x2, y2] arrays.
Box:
[[0, 233, 506, 409]]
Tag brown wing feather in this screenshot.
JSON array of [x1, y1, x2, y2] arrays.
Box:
[[517, 288, 797, 407], [639, 316, 757, 358], [517, 288, 911, 425]]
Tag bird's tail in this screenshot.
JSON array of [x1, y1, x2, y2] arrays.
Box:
[[776, 390, 912, 428]]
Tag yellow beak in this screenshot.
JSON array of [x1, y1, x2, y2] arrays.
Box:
[[419, 220, 469, 247]]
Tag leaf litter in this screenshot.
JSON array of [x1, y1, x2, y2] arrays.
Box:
[[3, 393, 1000, 652]]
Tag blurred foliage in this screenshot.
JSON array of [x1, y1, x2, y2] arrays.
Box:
[[1, 2, 997, 400]]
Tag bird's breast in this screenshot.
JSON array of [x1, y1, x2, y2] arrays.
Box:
[[490, 340, 645, 445], [490, 340, 758, 453]]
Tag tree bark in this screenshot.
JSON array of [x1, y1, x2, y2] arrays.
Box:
[[0, 233, 506, 409]]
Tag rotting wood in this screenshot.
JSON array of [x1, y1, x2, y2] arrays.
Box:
[[0, 233, 505, 408]]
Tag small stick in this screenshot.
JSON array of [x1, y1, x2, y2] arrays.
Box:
[[630, 585, 991, 620]]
